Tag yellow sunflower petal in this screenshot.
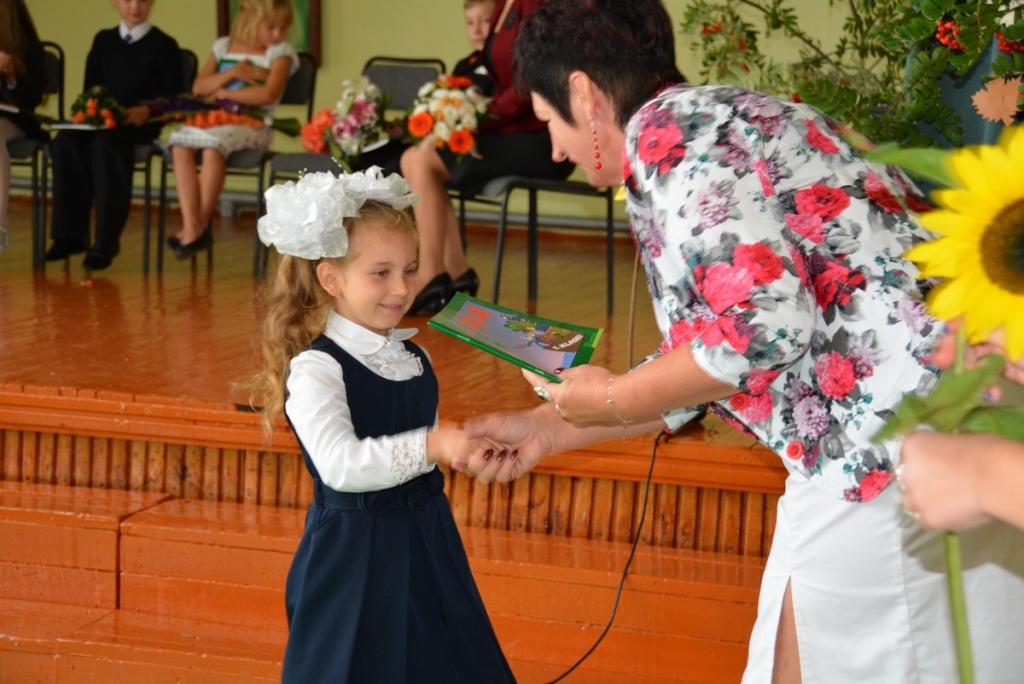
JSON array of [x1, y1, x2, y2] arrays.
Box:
[[908, 241, 979, 278], [919, 209, 987, 239], [1003, 315, 1024, 362], [927, 278, 970, 322]]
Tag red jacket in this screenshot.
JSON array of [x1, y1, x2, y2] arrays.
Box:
[[480, 0, 546, 134]]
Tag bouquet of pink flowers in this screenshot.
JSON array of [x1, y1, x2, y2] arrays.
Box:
[[301, 77, 389, 172], [405, 75, 490, 158]]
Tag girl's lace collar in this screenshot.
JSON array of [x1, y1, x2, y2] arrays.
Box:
[[324, 311, 422, 380]]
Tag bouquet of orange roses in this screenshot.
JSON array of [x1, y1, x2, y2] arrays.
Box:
[[405, 74, 490, 159], [69, 85, 126, 128]]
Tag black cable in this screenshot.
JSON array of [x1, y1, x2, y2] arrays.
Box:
[[542, 430, 666, 684]]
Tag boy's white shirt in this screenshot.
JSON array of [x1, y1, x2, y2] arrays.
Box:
[[119, 20, 152, 42], [285, 310, 436, 493]]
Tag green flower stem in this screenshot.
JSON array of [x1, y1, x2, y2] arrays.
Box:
[[949, 326, 973, 684], [945, 531, 973, 684]]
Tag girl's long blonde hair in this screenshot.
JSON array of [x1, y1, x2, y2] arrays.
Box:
[[251, 202, 418, 435], [231, 0, 294, 48]]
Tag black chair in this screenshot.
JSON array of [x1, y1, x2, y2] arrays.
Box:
[[252, 152, 344, 279], [136, 47, 198, 273], [361, 56, 446, 111], [156, 51, 319, 274], [469, 176, 617, 315], [15, 41, 63, 269]]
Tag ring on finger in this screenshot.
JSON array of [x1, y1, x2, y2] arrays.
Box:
[[534, 383, 553, 402]]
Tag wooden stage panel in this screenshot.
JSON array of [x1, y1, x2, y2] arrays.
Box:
[[0, 198, 785, 556]]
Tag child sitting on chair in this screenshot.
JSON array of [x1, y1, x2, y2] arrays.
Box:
[[46, 0, 181, 272], [165, 0, 297, 260]]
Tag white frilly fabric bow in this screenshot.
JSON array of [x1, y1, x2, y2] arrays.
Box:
[[257, 166, 419, 260]]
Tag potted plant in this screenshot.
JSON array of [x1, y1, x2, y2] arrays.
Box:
[[679, 0, 1024, 147]]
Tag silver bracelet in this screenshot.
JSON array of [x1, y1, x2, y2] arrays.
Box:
[[606, 377, 634, 426]]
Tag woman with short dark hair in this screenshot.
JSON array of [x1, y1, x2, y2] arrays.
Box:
[[464, 0, 1024, 681]]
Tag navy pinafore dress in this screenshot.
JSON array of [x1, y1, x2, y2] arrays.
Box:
[[281, 335, 515, 683]]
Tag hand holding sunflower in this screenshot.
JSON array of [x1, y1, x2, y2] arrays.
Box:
[[870, 125, 1024, 684]]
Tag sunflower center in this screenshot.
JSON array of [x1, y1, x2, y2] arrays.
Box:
[[981, 199, 1024, 294]]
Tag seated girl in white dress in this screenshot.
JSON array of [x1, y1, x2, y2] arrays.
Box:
[[166, 0, 298, 259]]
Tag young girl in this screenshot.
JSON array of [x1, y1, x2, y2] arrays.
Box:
[[251, 167, 517, 683], [166, 0, 297, 259]]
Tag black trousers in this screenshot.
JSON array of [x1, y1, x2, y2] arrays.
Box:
[[49, 125, 157, 253]]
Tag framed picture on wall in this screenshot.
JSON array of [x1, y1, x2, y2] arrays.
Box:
[[216, 0, 321, 64]]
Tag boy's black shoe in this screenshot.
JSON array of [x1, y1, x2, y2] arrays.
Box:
[[83, 250, 116, 271], [44, 240, 87, 261]]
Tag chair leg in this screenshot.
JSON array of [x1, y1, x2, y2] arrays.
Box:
[[142, 158, 152, 274], [605, 189, 615, 316], [458, 195, 467, 251], [491, 189, 516, 305], [29, 153, 40, 268], [36, 150, 49, 270], [157, 157, 168, 273], [527, 188, 538, 303]]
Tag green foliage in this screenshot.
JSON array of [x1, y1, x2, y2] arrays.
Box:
[[874, 354, 1024, 444], [680, 0, 1024, 147]]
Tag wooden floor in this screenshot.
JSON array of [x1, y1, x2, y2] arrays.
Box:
[[0, 195, 662, 419]]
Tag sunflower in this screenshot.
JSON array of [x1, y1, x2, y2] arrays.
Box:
[[906, 124, 1024, 360]]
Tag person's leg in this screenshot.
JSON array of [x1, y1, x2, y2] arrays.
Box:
[[772, 582, 801, 684], [90, 127, 139, 259], [195, 147, 226, 239], [171, 145, 202, 244], [0, 118, 25, 252], [48, 130, 95, 255], [400, 142, 463, 287]]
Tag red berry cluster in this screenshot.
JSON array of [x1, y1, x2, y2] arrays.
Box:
[[936, 19, 964, 51], [996, 32, 1024, 53]]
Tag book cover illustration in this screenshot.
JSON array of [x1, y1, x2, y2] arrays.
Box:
[[428, 293, 603, 382]]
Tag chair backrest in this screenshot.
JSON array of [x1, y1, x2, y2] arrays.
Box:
[[181, 48, 199, 93], [41, 41, 65, 121], [280, 52, 317, 121], [361, 56, 446, 112]]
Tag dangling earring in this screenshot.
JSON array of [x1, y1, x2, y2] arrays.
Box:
[[591, 119, 603, 171]]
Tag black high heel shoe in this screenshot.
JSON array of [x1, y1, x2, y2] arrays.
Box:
[[408, 273, 452, 316], [174, 230, 213, 260], [451, 267, 480, 297]]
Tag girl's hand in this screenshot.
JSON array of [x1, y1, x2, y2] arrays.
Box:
[[0, 52, 13, 79], [233, 59, 269, 86], [427, 427, 511, 475], [522, 366, 618, 426]]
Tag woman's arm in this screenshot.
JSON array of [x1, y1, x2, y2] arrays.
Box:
[[463, 347, 735, 483], [901, 430, 1024, 531]]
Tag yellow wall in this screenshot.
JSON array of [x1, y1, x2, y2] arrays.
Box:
[[27, 0, 849, 221]]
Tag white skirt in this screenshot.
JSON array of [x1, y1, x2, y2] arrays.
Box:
[[166, 123, 273, 158], [742, 470, 1024, 683]]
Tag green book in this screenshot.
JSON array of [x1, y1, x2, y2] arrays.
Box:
[[428, 293, 603, 382]]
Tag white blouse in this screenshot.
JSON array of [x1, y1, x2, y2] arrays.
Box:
[[285, 311, 436, 493]]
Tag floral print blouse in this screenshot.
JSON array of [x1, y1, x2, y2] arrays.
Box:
[[623, 85, 944, 501]]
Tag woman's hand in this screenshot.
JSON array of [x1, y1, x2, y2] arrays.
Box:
[[522, 366, 619, 426], [900, 430, 995, 531], [462, 408, 555, 483], [0, 51, 13, 80]]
